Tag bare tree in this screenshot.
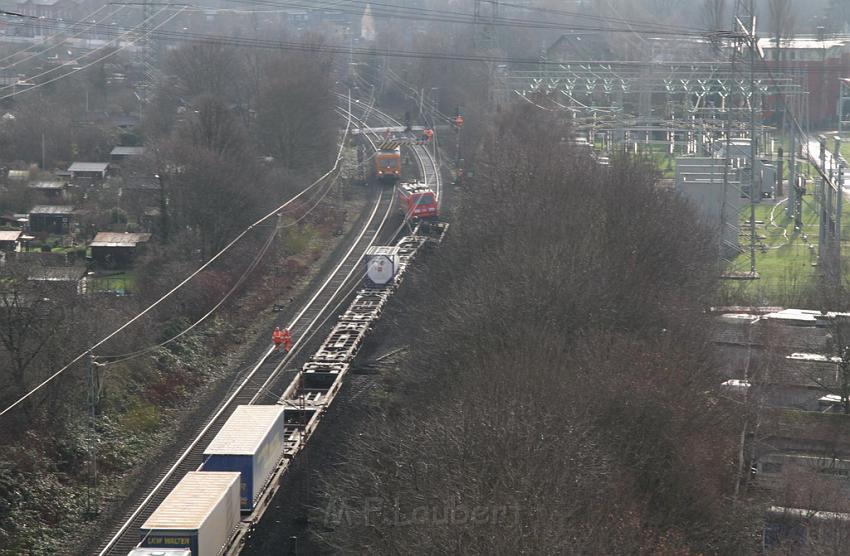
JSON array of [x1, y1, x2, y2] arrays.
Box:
[[702, 0, 727, 32], [255, 43, 336, 171], [165, 43, 243, 102], [314, 102, 755, 554], [168, 145, 265, 259], [768, 0, 796, 62], [177, 94, 247, 160]]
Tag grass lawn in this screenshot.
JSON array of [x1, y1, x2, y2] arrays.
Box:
[[721, 188, 850, 301], [88, 271, 137, 294], [651, 152, 676, 178]]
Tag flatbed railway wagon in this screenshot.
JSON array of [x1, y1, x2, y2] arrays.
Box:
[[397, 181, 439, 219]]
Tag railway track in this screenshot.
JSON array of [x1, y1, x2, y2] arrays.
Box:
[[95, 96, 441, 556], [95, 101, 395, 556], [334, 94, 442, 203]]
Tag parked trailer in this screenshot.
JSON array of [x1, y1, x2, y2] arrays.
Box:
[[201, 405, 286, 512], [140, 471, 240, 556]]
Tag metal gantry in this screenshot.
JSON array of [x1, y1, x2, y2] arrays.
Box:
[[505, 13, 825, 279]]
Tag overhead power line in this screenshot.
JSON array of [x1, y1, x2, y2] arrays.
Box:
[[0, 5, 172, 96], [0, 92, 354, 420], [2, 12, 847, 81], [216, 0, 709, 36], [0, 4, 115, 69]]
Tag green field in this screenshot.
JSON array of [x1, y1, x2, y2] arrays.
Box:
[[719, 189, 850, 303], [643, 143, 848, 302], [88, 271, 136, 294]]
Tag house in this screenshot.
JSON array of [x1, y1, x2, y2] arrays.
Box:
[[67, 162, 109, 180], [28, 205, 73, 234], [89, 232, 151, 267], [0, 230, 21, 251], [759, 36, 850, 126], [14, 0, 85, 36], [713, 307, 850, 524], [28, 180, 68, 200], [110, 146, 144, 162]]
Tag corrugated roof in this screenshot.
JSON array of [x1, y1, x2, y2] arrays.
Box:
[[758, 37, 849, 50], [141, 472, 240, 531], [89, 232, 151, 248], [67, 162, 109, 173], [204, 405, 285, 455], [30, 205, 73, 215], [110, 146, 144, 156], [28, 267, 86, 282], [0, 231, 21, 242]]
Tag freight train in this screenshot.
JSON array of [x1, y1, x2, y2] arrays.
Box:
[[125, 232, 441, 556], [135, 406, 290, 556]]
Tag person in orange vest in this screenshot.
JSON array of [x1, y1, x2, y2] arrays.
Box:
[[272, 326, 284, 351], [282, 328, 293, 353]]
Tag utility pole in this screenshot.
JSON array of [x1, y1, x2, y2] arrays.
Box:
[[835, 135, 843, 287], [158, 173, 168, 243], [86, 352, 101, 517], [473, 0, 498, 51], [748, 0, 758, 276], [788, 130, 797, 220]]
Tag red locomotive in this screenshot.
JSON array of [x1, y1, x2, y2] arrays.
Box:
[[397, 181, 439, 220]]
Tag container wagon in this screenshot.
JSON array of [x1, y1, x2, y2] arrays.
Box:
[[139, 471, 241, 556], [201, 405, 286, 512]]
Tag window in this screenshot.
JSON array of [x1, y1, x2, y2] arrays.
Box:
[[415, 195, 435, 205], [761, 462, 783, 474]]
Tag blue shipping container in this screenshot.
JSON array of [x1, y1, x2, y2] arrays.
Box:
[[202, 405, 286, 512]]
